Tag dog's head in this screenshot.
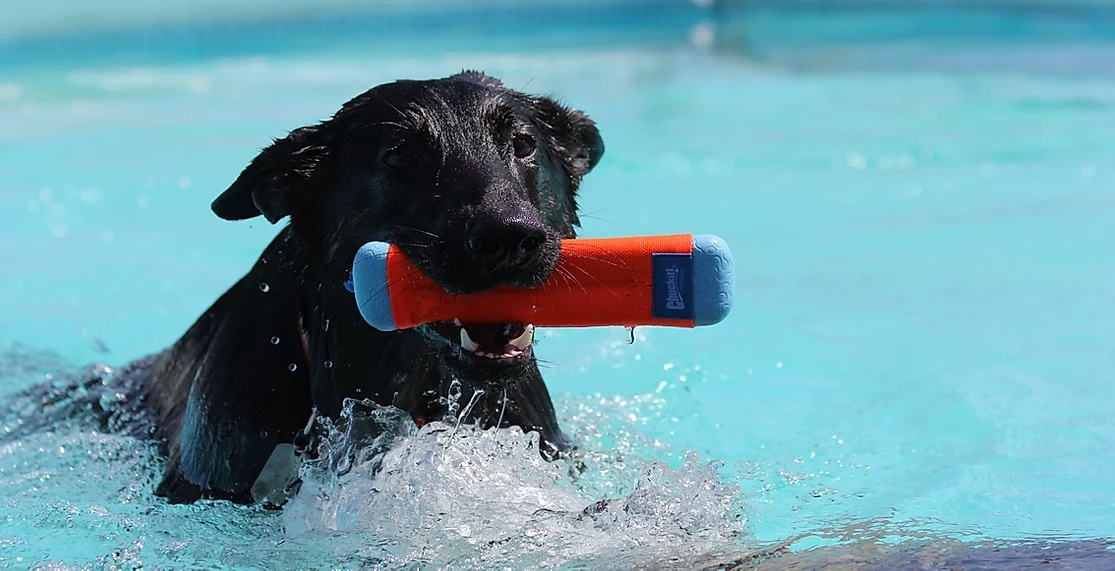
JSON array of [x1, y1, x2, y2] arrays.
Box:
[[210, 71, 604, 374]]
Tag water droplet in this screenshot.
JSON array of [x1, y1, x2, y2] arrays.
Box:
[[271, 336, 280, 345], [323, 360, 333, 369], [288, 363, 298, 372], [259, 283, 270, 293], [776, 361, 784, 369], [689, 22, 714, 49]]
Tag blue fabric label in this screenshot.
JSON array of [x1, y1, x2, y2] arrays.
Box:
[[652, 253, 693, 320]]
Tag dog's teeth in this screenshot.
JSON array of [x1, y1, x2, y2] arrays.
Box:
[[460, 328, 480, 352], [453, 318, 462, 327], [508, 324, 534, 351]]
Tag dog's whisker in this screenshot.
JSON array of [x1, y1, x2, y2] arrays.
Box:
[[554, 266, 588, 297], [393, 225, 442, 240], [519, 56, 555, 92], [388, 239, 435, 251], [564, 245, 633, 271], [577, 214, 623, 229], [369, 267, 423, 298], [562, 260, 625, 301], [563, 266, 592, 301], [357, 267, 426, 312], [550, 266, 574, 295], [410, 282, 442, 317], [576, 206, 618, 219], [353, 119, 409, 131], [371, 91, 409, 122], [534, 358, 559, 371]]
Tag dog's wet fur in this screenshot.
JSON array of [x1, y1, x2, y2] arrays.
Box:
[[38, 71, 604, 504]]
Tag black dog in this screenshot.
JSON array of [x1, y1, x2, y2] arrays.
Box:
[[77, 71, 603, 504]]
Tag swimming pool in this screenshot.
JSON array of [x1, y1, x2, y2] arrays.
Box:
[[3, 1, 1115, 567]]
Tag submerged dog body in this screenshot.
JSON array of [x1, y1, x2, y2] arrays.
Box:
[[130, 71, 604, 503]]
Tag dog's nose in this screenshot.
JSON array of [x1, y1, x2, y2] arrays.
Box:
[[466, 215, 547, 269]]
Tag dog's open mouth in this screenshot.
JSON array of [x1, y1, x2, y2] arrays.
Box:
[[425, 319, 535, 361]]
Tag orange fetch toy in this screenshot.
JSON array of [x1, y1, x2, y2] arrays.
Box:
[[347, 234, 734, 331]]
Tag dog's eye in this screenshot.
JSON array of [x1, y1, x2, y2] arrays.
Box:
[[512, 134, 536, 159], [383, 146, 411, 168]]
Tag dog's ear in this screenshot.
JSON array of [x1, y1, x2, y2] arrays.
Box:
[[211, 126, 329, 224], [531, 97, 605, 184]]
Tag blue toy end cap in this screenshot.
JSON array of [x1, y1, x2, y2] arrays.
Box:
[[691, 234, 735, 326], [350, 241, 398, 331]]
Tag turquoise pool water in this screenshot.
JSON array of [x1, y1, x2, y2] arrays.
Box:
[[3, 2, 1115, 567]]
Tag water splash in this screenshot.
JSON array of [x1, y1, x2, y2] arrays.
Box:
[[283, 399, 753, 568], [3, 348, 1109, 568], [441, 378, 463, 420]]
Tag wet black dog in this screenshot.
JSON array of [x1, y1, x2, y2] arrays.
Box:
[[106, 71, 604, 503]]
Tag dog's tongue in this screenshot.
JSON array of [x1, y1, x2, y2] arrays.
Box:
[[465, 322, 522, 344], [459, 322, 534, 357]]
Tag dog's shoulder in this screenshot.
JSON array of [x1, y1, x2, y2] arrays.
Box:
[[145, 229, 314, 503]]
